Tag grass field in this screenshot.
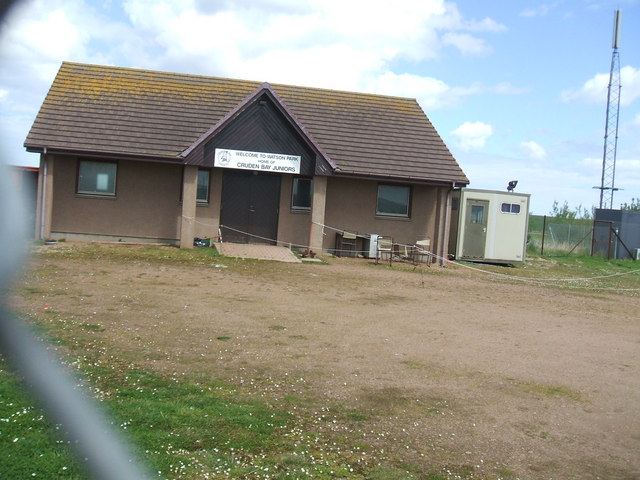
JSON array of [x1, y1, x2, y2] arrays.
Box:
[[1, 328, 397, 480]]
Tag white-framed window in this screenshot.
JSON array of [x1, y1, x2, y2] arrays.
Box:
[[197, 169, 210, 204], [501, 202, 521, 214], [77, 160, 117, 196], [291, 177, 312, 211], [376, 184, 411, 217]]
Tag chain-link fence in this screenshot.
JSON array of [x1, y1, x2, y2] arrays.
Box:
[[528, 216, 593, 255]]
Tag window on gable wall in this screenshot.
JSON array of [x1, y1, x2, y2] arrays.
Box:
[[77, 160, 117, 196], [376, 184, 411, 217]]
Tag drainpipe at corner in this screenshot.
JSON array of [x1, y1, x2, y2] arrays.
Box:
[[439, 182, 454, 266], [39, 148, 48, 241]]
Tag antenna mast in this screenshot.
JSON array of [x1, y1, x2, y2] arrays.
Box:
[[597, 9, 622, 209]]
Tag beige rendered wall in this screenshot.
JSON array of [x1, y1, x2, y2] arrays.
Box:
[[179, 165, 198, 248], [193, 168, 222, 240], [50, 156, 183, 242], [276, 175, 314, 249], [47, 158, 447, 251], [323, 177, 439, 251], [35, 154, 54, 240]]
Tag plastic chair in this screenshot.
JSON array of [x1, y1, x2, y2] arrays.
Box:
[[375, 236, 393, 265], [335, 231, 358, 257]]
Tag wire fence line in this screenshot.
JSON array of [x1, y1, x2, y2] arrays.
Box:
[[545, 222, 593, 254], [528, 216, 594, 255], [221, 221, 639, 288]]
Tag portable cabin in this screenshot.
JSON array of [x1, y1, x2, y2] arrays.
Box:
[[450, 188, 530, 264]]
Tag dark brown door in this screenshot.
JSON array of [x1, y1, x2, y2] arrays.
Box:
[[220, 170, 281, 244]]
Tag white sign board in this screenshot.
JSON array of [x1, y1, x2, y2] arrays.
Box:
[[214, 148, 301, 174]]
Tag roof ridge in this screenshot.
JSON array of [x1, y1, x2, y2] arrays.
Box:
[[61, 61, 420, 103]]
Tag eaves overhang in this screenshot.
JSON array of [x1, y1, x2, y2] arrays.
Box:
[[24, 145, 184, 164], [333, 169, 470, 188]]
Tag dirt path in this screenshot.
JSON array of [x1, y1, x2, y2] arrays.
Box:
[[11, 250, 640, 479]]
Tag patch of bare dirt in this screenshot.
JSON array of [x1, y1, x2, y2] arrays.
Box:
[[10, 248, 640, 479]]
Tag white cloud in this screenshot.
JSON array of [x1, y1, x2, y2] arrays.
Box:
[[238, 45, 384, 91], [433, 3, 506, 33], [580, 155, 640, 206], [441, 32, 491, 56], [451, 121, 493, 151], [118, 0, 507, 82], [0, 0, 509, 109], [367, 74, 526, 110], [561, 66, 640, 106], [121, 0, 451, 70], [580, 157, 602, 169], [520, 141, 547, 160], [463, 17, 506, 33], [0, 0, 508, 168], [0, 0, 141, 87], [493, 82, 530, 95], [617, 158, 640, 170], [520, 4, 554, 18], [367, 72, 481, 110]]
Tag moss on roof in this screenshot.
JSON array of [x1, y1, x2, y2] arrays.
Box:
[[25, 62, 468, 185]]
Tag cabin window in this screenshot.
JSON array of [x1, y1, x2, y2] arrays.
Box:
[[471, 205, 485, 223], [291, 177, 312, 211], [501, 202, 521, 214], [197, 169, 210, 204], [376, 184, 411, 217], [77, 160, 117, 196]]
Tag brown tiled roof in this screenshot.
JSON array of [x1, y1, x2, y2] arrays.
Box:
[[25, 62, 468, 185]]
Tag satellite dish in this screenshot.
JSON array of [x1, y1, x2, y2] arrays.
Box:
[[507, 180, 518, 192]]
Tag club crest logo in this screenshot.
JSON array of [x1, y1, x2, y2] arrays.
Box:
[[217, 150, 231, 166]]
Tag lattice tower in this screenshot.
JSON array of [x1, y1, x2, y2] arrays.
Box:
[[597, 10, 622, 209]]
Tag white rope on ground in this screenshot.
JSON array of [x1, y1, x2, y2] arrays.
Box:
[[184, 218, 370, 255], [311, 220, 372, 239], [218, 224, 311, 250], [380, 237, 639, 291], [220, 224, 431, 259], [207, 219, 639, 291], [432, 251, 640, 291], [448, 255, 640, 283], [181, 215, 220, 228]]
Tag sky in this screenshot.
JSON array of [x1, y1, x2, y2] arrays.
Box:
[[0, 0, 639, 215]]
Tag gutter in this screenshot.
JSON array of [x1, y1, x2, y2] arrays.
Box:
[[25, 146, 182, 165], [333, 170, 469, 188]]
